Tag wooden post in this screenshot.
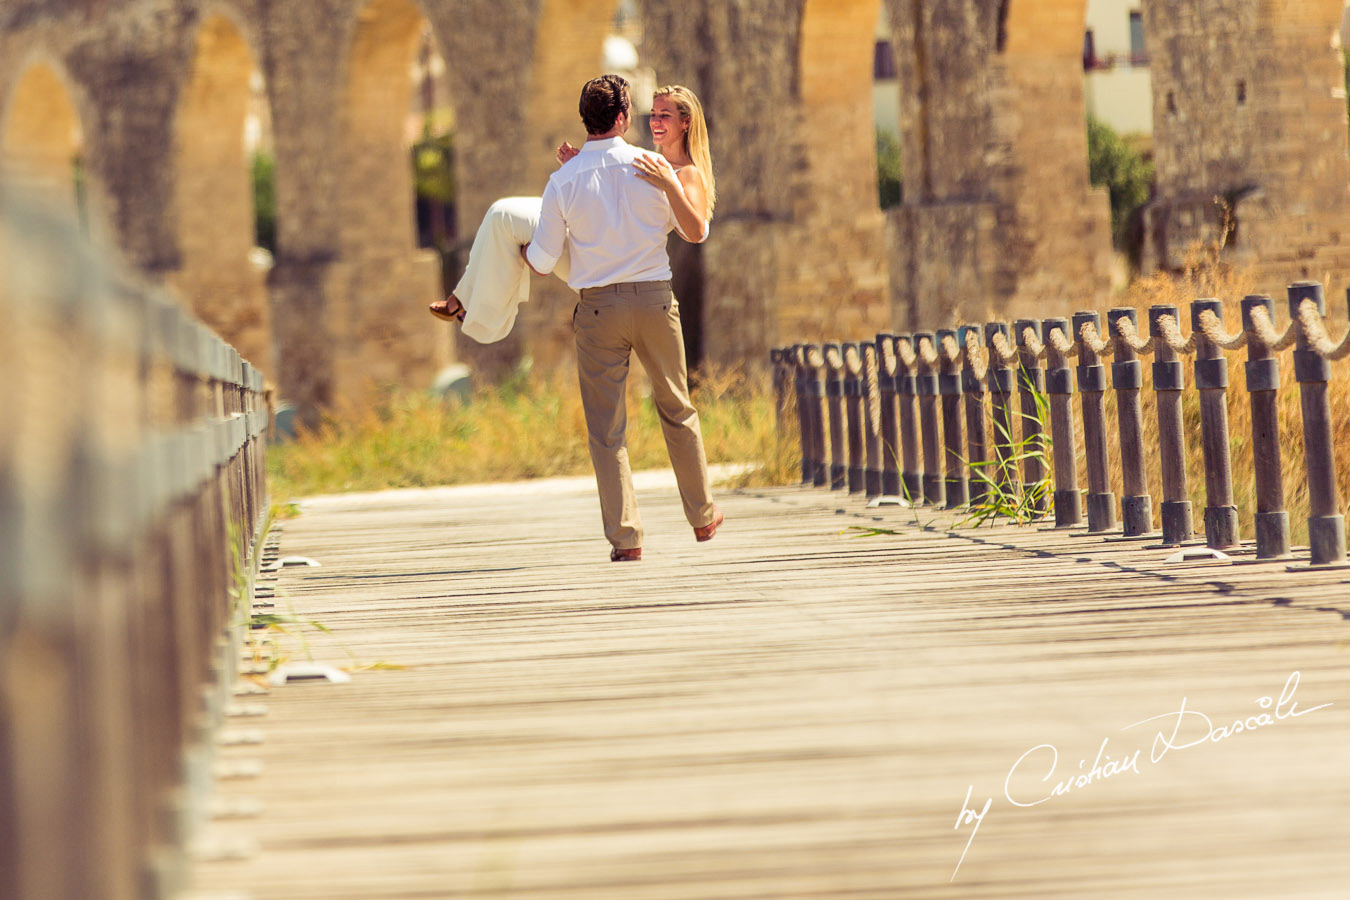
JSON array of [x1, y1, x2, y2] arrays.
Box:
[[1107, 308, 1153, 537], [1043, 317, 1082, 527], [1073, 311, 1117, 533], [1014, 319, 1047, 514], [936, 328, 968, 508], [1148, 305, 1194, 546], [1240, 296, 1290, 559], [771, 349, 800, 482], [984, 322, 1016, 500], [1190, 299, 1239, 549], [876, 334, 902, 498], [958, 325, 989, 506], [804, 345, 829, 487], [791, 346, 813, 485], [1288, 282, 1346, 565], [861, 342, 884, 499], [823, 343, 847, 491], [770, 349, 789, 445], [893, 335, 923, 504], [843, 343, 865, 494], [914, 332, 945, 507]]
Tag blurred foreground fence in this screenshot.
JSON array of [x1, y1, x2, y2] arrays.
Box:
[[1, 192, 268, 898], [772, 283, 1350, 568]]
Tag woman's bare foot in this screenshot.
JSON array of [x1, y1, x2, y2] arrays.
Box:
[[429, 295, 465, 323]]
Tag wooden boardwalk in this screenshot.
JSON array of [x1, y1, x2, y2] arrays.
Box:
[[187, 474, 1350, 899]]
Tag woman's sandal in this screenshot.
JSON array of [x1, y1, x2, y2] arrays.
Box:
[[429, 295, 466, 323]]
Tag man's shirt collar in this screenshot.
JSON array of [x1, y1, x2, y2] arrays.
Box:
[[580, 136, 628, 153]]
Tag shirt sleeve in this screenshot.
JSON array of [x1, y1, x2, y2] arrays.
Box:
[[526, 177, 566, 274]]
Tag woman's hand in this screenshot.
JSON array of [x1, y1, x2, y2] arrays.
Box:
[[556, 142, 579, 166], [633, 153, 681, 194]]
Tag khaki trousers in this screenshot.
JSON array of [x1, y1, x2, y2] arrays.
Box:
[[574, 280, 716, 549]]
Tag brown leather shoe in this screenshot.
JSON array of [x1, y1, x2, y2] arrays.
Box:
[[693, 508, 724, 542], [610, 547, 642, 562]]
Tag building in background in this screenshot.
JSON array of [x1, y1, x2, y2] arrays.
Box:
[[1084, 0, 1152, 137], [608, 0, 655, 117], [873, 8, 900, 145]]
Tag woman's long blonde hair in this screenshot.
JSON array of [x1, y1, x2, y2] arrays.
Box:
[[654, 84, 716, 217]]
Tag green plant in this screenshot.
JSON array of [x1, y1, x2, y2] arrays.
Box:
[[958, 389, 1053, 528], [1087, 115, 1154, 249], [876, 128, 903, 209], [251, 150, 276, 252], [412, 130, 455, 207]]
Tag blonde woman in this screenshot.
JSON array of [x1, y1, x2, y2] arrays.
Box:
[[428, 83, 715, 344]]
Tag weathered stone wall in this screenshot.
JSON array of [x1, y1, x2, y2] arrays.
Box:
[[1144, 0, 1350, 293], [6, 0, 1350, 423], [886, 0, 1112, 329], [0, 0, 541, 419]]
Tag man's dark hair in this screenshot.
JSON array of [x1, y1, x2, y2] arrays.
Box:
[[579, 74, 631, 135]]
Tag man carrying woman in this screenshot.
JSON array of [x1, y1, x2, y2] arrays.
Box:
[[430, 75, 722, 562]]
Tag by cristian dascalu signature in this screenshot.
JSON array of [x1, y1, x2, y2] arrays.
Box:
[[950, 671, 1332, 881]]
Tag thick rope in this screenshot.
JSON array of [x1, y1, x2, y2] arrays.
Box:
[[843, 343, 863, 376], [895, 338, 917, 370], [1078, 320, 1114, 357], [1155, 314, 1196, 354], [806, 345, 825, 369], [1046, 324, 1077, 358], [1196, 309, 1247, 351], [1297, 298, 1350, 361], [1112, 315, 1154, 355], [824, 344, 844, 372], [863, 347, 882, 431], [879, 339, 897, 376], [916, 335, 940, 367], [989, 331, 1020, 366], [940, 333, 961, 365], [1247, 305, 1297, 352], [1020, 326, 1046, 360], [963, 329, 988, 381]]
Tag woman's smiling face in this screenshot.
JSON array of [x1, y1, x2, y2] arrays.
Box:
[[648, 96, 687, 155]]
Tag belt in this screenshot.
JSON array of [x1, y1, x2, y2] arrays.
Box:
[[579, 280, 672, 299]]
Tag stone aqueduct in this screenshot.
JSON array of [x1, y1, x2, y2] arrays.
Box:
[[2, 0, 1349, 419]]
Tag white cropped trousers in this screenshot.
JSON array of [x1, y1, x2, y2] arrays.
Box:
[[454, 196, 570, 344]]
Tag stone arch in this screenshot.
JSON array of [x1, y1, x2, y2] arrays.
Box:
[[510, 0, 649, 373], [1, 56, 85, 218], [799, 0, 885, 217], [338, 0, 430, 258], [777, 0, 891, 342], [328, 0, 446, 394], [1000, 0, 1085, 56], [171, 8, 272, 372], [995, 0, 1109, 308], [525, 0, 614, 185]]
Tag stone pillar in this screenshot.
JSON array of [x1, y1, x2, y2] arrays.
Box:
[[886, 0, 1111, 328]]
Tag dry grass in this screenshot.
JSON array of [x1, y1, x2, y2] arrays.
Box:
[[268, 252, 1350, 547], [267, 363, 799, 500]]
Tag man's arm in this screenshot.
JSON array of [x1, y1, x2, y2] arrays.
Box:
[[524, 179, 566, 276], [520, 243, 546, 276]]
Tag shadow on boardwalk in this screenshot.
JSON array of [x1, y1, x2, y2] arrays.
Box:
[[188, 475, 1350, 899]]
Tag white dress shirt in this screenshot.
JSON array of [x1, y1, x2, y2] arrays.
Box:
[[527, 136, 687, 290]]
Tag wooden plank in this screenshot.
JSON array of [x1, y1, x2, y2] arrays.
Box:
[[187, 478, 1350, 899]]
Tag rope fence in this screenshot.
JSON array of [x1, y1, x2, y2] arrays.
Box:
[[1, 191, 269, 898], [770, 281, 1350, 568]]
